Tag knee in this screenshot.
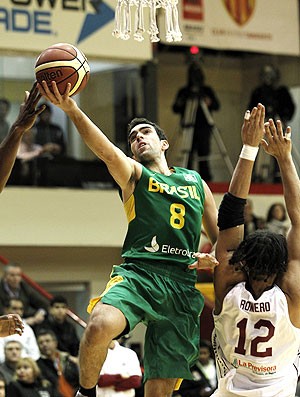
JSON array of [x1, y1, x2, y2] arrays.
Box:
[[84, 313, 111, 344], [84, 305, 126, 344]]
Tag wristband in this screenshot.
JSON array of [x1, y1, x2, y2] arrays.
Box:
[[239, 144, 259, 161]]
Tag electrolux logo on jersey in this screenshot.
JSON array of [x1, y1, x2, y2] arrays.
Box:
[[232, 358, 277, 376], [144, 235, 196, 258]]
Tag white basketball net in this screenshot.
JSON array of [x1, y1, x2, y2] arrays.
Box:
[[112, 0, 182, 43]]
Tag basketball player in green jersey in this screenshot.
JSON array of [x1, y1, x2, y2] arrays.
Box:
[[38, 80, 219, 397]]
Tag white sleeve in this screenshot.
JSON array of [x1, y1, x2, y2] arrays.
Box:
[[23, 325, 40, 361], [123, 349, 142, 376]]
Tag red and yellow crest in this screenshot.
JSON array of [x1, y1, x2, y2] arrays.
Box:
[[222, 0, 256, 26]]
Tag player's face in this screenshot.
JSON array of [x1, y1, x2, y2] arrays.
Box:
[[129, 124, 168, 163]]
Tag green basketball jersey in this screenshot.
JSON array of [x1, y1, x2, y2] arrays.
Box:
[[122, 166, 205, 270]]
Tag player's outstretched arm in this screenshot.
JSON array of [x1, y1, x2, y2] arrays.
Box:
[[0, 314, 24, 337], [214, 104, 265, 314], [261, 120, 300, 324], [38, 81, 136, 190], [0, 83, 44, 192]]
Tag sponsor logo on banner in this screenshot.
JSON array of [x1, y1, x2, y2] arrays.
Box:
[[171, 0, 299, 56], [222, 0, 256, 26], [0, 0, 152, 60], [0, 0, 114, 44], [182, 0, 204, 21]]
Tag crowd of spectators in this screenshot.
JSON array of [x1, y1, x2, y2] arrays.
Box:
[[0, 264, 81, 396], [0, 99, 114, 189], [0, 262, 145, 396], [244, 200, 289, 238]]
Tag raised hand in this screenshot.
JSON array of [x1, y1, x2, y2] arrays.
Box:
[[37, 80, 76, 113], [0, 314, 24, 337], [261, 119, 292, 160], [13, 82, 45, 132], [241, 103, 265, 147]]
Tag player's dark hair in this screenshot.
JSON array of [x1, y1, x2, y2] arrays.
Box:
[[229, 230, 288, 279], [127, 117, 168, 143]]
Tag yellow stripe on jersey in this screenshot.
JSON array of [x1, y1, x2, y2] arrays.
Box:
[[174, 378, 183, 390], [87, 275, 124, 313], [124, 194, 136, 223]]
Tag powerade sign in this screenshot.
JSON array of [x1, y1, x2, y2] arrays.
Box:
[[0, 0, 115, 44]]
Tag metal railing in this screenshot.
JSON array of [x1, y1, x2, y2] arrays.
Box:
[[0, 254, 87, 328]]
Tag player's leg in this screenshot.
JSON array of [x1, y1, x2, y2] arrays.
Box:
[[78, 301, 127, 389], [144, 378, 178, 397]]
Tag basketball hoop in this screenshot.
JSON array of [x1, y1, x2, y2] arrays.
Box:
[[112, 0, 182, 43]]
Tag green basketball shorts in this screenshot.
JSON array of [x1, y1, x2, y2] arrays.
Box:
[[87, 261, 204, 383]]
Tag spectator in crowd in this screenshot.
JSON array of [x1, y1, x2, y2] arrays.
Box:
[[0, 99, 11, 143], [34, 295, 80, 357], [265, 202, 288, 236], [243, 199, 265, 238], [37, 329, 79, 397], [34, 103, 66, 156], [248, 64, 295, 182], [96, 339, 142, 397], [0, 298, 40, 363], [176, 340, 217, 397], [0, 340, 22, 385], [249, 65, 295, 124], [33, 103, 66, 186], [0, 373, 6, 397], [172, 61, 220, 181], [7, 357, 59, 397], [0, 263, 48, 326], [16, 129, 44, 185], [0, 83, 44, 193]]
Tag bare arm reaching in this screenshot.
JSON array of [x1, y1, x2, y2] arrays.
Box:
[[261, 120, 300, 326], [214, 104, 265, 314], [0, 83, 44, 192], [38, 81, 138, 192]]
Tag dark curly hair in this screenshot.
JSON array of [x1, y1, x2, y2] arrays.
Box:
[[127, 117, 168, 143], [229, 230, 288, 279]]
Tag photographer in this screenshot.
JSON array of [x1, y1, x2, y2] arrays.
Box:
[[173, 62, 220, 181]]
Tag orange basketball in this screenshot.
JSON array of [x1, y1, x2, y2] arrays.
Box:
[[35, 43, 90, 96]]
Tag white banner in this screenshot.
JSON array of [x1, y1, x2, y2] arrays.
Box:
[[0, 0, 152, 61], [161, 0, 300, 56]]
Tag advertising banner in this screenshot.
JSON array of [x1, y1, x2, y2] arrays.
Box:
[[0, 0, 152, 61], [160, 0, 300, 56]]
